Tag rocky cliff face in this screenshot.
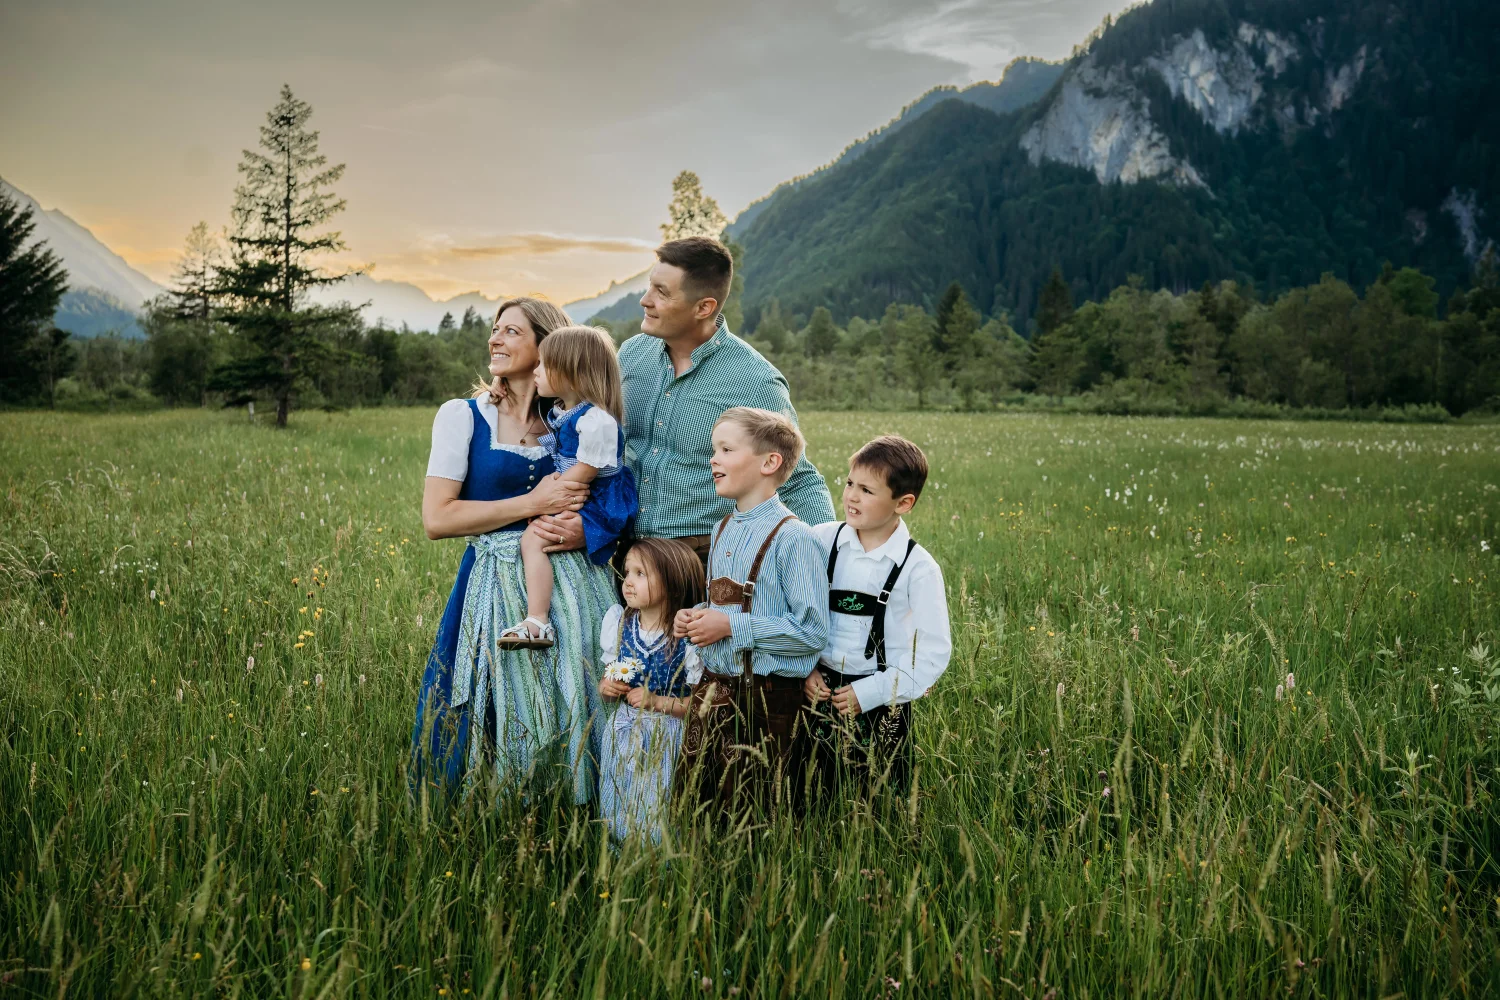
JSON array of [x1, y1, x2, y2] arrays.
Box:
[[1022, 20, 1373, 191], [1021, 59, 1205, 186]]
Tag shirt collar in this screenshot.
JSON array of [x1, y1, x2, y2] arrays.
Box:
[[839, 518, 911, 563], [664, 316, 729, 373], [731, 494, 786, 523]]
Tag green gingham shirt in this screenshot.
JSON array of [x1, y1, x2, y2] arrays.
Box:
[[620, 318, 836, 538]]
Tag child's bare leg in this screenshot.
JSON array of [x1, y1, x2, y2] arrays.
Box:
[[520, 522, 555, 636]]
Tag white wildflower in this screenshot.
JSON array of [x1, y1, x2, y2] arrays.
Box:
[[604, 658, 645, 684], [246, 656, 255, 673], [1275, 684, 1285, 701], [1285, 672, 1296, 691]]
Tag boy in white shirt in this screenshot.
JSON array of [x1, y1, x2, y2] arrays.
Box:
[[804, 435, 951, 795]]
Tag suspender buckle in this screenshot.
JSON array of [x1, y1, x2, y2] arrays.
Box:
[[741, 580, 756, 596], [877, 589, 892, 605]]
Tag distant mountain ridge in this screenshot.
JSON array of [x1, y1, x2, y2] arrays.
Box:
[[726, 57, 1064, 240], [732, 0, 1499, 329]]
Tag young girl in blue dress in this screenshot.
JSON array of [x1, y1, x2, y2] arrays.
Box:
[[597, 538, 705, 844], [500, 326, 638, 648]]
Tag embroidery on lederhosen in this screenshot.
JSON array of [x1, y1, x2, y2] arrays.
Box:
[[825, 522, 917, 672]]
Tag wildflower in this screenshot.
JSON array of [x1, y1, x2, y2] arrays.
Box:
[[1102, 786, 1111, 798], [599, 890, 610, 899], [299, 607, 308, 614], [1130, 624, 1140, 641], [1056, 682, 1065, 697], [175, 688, 183, 703], [246, 656, 255, 673], [315, 673, 324, 687], [446, 871, 453, 878], [294, 642, 305, 649], [1285, 672, 1296, 691], [358, 674, 367, 685], [192, 952, 201, 961], [150, 589, 156, 600], [1276, 684, 1285, 701], [1482, 540, 1491, 552], [416, 614, 424, 628], [1098, 770, 1107, 781], [301, 958, 311, 971], [700, 977, 712, 991], [885, 977, 902, 991]]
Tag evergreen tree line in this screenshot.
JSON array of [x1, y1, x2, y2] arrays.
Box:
[[707, 262, 1500, 418]]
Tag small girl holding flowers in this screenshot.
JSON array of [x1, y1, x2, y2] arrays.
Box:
[[597, 538, 705, 843]]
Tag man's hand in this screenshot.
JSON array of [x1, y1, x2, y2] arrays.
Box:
[[533, 511, 586, 553], [677, 608, 732, 647], [830, 685, 863, 718], [804, 669, 831, 703], [598, 677, 630, 700]]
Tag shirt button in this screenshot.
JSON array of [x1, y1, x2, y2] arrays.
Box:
[[664, 391, 671, 398], [652, 448, 659, 454], [529, 476, 535, 481], [656, 421, 663, 427], [643, 477, 650, 484], [529, 464, 535, 470]]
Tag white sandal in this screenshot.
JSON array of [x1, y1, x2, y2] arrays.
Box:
[[497, 616, 555, 649]]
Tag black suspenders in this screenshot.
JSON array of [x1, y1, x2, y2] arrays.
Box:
[[825, 523, 917, 671]]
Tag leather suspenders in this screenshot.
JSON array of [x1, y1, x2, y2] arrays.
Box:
[[825, 522, 916, 671], [707, 513, 798, 678]]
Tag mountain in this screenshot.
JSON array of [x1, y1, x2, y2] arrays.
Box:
[[732, 0, 1499, 330], [308, 273, 504, 332], [727, 58, 1064, 241], [563, 269, 651, 322], [2, 176, 165, 338]]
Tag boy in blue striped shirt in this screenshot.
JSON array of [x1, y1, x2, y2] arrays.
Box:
[[674, 407, 829, 816]]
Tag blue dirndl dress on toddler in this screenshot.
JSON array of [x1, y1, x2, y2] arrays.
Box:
[[541, 402, 637, 566], [598, 605, 699, 844]]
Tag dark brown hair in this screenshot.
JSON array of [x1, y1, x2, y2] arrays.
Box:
[[850, 435, 929, 502], [623, 537, 706, 630], [656, 237, 733, 319]]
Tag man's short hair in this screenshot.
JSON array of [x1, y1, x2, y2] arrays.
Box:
[[657, 237, 733, 318], [850, 435, 928, 501], [716, 406, 803, 485]]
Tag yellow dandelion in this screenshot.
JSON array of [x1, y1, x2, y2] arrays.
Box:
[[299, 607, 308, 614], [599, 890, 610, 899], [294, 642, 305, 649], [192, 952, 201, 961], [301, 958, 311, 971]]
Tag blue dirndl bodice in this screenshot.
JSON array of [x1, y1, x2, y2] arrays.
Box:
[[618, 612, 693, 699], [541, 402, 637, 566]]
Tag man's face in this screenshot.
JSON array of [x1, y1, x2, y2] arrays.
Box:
[[640, 262, 709, 338]]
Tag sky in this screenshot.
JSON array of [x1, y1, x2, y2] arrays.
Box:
[[0, 0, 1133, 303]]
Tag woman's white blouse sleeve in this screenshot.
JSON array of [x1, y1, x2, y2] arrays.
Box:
[[599, 604, 626, 661], [683, 643, 703, 685], [574, 408, 621, 468], [426, 399, 474, 481]]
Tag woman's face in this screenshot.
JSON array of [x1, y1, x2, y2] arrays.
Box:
[[489, 306, 541, 379]]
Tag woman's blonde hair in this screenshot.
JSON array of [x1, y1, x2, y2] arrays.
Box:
[[472, 296, 573, 411], [537, 326, 624, 422]]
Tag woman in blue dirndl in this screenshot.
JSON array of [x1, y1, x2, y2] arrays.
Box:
[[409, 297, 616, 805]]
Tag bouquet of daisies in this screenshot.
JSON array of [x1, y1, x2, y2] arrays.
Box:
[[603, 656, 644, 686]]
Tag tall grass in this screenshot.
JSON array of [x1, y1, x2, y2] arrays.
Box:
[[2, 408, 1497, 997]]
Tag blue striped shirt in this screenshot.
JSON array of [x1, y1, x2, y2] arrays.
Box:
[[699, 496, 829, 679], [619, 318, 836, 538]]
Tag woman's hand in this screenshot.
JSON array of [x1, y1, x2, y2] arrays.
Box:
[[529, 473, 590, 518], [599, 677, 630, 700]]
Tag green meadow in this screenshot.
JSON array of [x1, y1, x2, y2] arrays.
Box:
[[2, 408, 1497, 998]]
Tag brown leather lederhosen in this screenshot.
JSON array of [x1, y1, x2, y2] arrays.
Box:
[[676, 513, 809, 817]]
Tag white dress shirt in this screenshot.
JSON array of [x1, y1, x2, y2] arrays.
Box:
[[811, 519, 951, 713]]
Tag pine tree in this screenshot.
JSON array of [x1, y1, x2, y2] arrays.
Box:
[[803, 306, 839, 357], [1036, 266, 1074, 337], [0, 188, 71, 404], [720, 237, 746, 331], [660, 171, 728, 242], [459, 306, 484, 334], [170, 222, 224, 321], [754, 298, 790, 354], [438, 311, 456, 334], [212, 85, 359, 426]]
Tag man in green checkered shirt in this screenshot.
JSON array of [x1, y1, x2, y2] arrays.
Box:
[[531, 236, 834, 560]]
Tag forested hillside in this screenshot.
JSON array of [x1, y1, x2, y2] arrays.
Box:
[[734, 0, 1499, 331]]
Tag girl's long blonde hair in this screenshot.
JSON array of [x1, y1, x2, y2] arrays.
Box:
[[473, 296, 572, 414], [538, 326, 624, 422]]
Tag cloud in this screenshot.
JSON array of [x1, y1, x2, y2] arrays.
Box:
[[842, 0, 1059, 81], [448, 233, 656, 259]]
